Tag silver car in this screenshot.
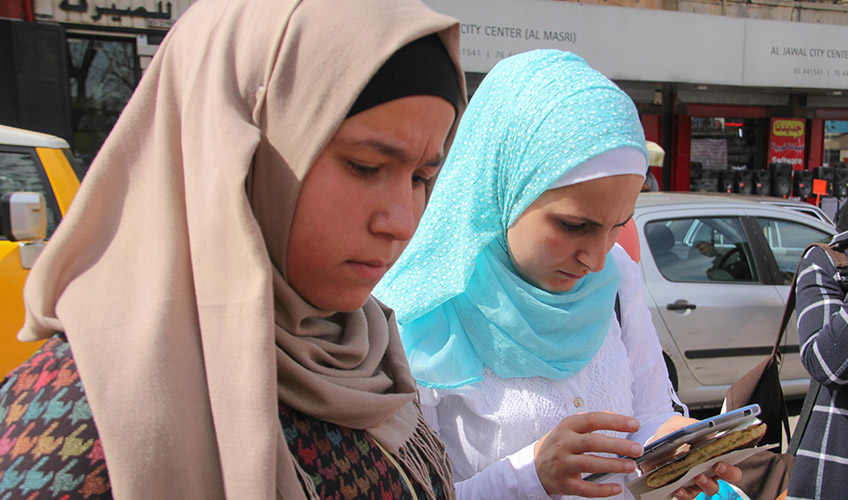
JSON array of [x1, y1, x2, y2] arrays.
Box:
[[633, 192, 835, 409]]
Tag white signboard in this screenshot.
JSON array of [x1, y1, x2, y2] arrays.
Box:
[[743, 20, 848, 89], [578, 5, 744, 85], [423, 0, 848, 90], [424, 0, 587, 73]]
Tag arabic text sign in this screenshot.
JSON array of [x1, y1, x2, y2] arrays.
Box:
[[52, 0, 181, 28], [769, 118, 805, 169]]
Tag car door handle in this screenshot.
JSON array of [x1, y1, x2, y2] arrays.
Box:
[[666, 301, 696, 311]]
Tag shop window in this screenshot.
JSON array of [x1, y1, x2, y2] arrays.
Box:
[[690, 117, 758, 171], [67, 35, 141, 167], [824, 120, 848, 167]]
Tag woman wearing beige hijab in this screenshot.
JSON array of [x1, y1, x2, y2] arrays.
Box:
[[0, 0, 465, 499]]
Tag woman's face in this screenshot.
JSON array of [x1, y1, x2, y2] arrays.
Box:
[[287, 95, 455, 311], [506, 174, 644, 293]]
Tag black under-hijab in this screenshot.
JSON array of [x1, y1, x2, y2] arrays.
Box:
[[347, 33, 460, 117]]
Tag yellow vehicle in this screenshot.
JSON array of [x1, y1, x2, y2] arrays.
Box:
[[0, 124, 83, 377]]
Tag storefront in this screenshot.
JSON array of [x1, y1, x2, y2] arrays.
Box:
[[423, 0, 848, 202]]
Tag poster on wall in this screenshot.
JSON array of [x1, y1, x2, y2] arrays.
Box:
[[768, 118, 805, 170]]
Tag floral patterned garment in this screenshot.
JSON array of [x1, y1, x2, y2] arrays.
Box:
[[1, 335, 449, 500]]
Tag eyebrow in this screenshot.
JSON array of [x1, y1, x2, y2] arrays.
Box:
[[336, 138, 444, 167]]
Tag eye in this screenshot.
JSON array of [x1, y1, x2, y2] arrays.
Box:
[[412, 173, 435, 187], [560, 220, 585, 233], [348, 161, 377, 177]]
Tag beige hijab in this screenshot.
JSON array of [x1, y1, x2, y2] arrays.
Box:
[[19, 0, 466, 498]]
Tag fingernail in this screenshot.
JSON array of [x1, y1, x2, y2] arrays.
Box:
[[630, 443, 643, 456], [696, 474, 708, 486], [628, 418, 640, 430], [715, 463, 726, 474]]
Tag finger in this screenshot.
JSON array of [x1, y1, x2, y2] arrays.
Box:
[[564, 480, 625, 499], [672, 485, 701, 499], [712, 462, 743, 483], [570, 432, 643, 458], [567, 411, 641, 435], [674, 481, 714, 500], [693, 473, 720, 496], [569, 454, 638, 476]]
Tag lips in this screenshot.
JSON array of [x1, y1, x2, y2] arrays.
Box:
[[557, 270, 587, 280], [347, 259, 390, 280]]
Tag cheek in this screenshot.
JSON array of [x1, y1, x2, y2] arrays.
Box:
[[413, 196, 427, 226], [540, 235, 576, 267], [513, 229, 560, 267]]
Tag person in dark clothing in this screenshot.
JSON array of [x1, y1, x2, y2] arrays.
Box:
[[787, 231, 848, 500]]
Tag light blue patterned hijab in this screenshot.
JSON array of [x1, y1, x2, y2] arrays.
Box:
[[374, 50, 647, 388]]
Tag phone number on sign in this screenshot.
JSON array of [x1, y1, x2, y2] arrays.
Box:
[[793, 67, 848, 78], [460, 48, 520, 61]]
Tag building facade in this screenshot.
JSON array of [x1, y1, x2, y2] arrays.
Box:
[[423, 0, 848, 212], [1, 0, 198, 166], [2, 0, 846, 204]]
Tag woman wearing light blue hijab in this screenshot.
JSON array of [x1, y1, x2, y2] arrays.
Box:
[[375, 50, 742, 500]]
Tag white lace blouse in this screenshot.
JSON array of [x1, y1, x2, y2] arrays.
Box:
[[418, 245, 683, 500]]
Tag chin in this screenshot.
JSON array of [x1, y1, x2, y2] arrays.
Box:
[[541, 280, 576, 293], [315, 292, 372, 312]]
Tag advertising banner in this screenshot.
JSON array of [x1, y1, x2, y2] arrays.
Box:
[[768, 118, 805, 170]]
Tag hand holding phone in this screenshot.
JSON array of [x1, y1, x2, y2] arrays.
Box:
[[583, 404, 762, 485], [533, 411, 643, 497]]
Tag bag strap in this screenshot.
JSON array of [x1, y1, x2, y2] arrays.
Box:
[[766, 245, 822, 446], [785, 241, 848, 455], [769, 257, 804, 358], [787, 379, 821, 455]]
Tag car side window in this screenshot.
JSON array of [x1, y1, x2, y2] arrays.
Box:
[[645, 217, 758, 283], [757, 218, 831, 285], [0, 151, 57, 238]]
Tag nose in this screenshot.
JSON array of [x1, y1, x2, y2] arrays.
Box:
[[576, 233, 614, 272], [369, 183, 419, 241]]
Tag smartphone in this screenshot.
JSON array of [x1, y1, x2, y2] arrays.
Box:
[[583, 403, 761, 483]]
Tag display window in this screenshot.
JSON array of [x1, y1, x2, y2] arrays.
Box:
[[825, 120, 848, 166], [690, 117, 758, 170]]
